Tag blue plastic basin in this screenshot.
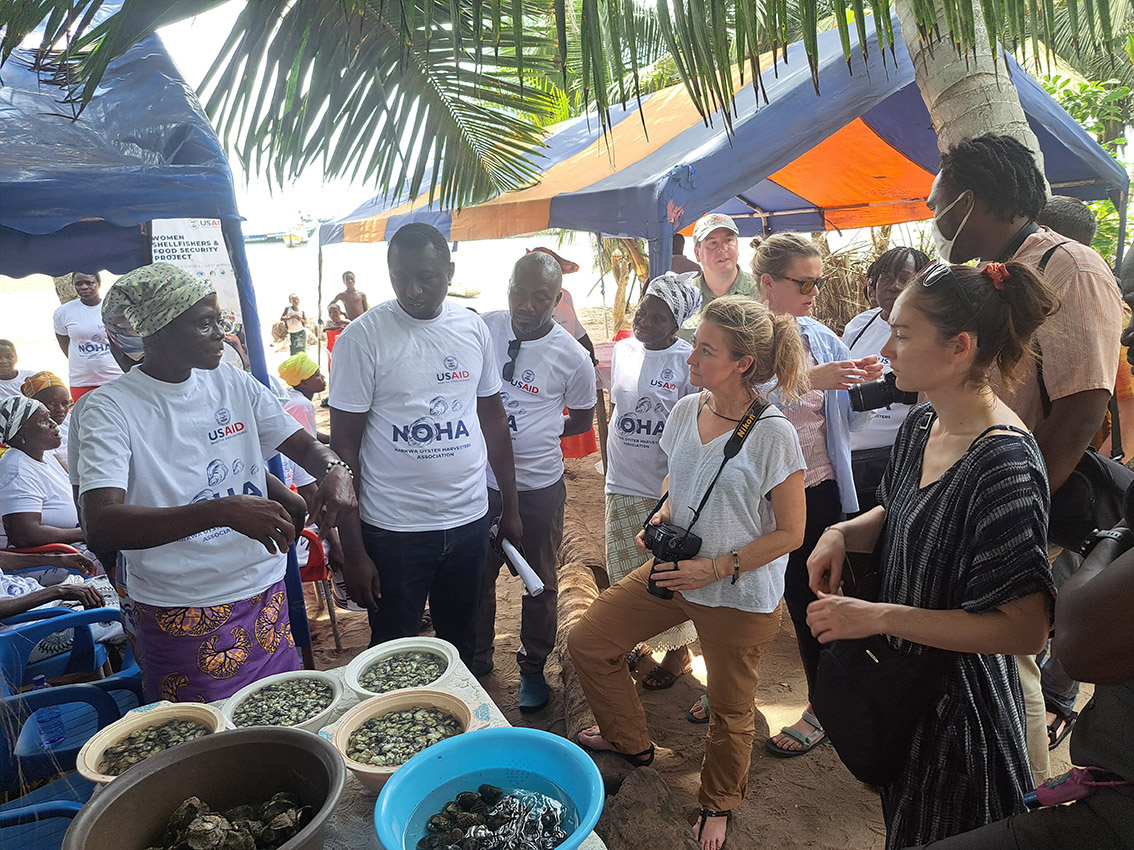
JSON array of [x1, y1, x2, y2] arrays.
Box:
[[374, 727, 603, 850]]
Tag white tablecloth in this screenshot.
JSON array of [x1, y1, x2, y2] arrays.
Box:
[[212, 660, 607, 850]]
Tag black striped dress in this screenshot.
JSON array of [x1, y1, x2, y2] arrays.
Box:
[[875, 403, 1055, 849]]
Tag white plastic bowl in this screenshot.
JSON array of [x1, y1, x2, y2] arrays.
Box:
[[330, 689, 482, 794], [221, 669, 343, 733], [343, 637, 459, 701], [76, 701, 227, 785]]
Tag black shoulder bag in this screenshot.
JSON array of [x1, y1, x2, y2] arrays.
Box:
[[642, 396, 770, 598], [811, 409, 951, 786], [1034, 242, 1134, 552]]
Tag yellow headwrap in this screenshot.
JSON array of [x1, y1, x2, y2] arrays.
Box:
[[104, 262, 215, 338], [21, 371, 67, 398], [278, 353, 319, 387]]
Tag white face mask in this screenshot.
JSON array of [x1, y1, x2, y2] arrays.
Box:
[[930, 191, 973, 263]]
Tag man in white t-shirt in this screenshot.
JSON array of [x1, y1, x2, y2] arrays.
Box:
[[471, 252, 596, 710], [53, 273, 123, 402], [77, 262, 355, 703], [329, 223, 522, 665], [841, 246, 930, 512], [0, 339, 36, 400]]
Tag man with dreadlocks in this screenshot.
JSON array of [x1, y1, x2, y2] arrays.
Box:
[[926, 134, 1123, 787]]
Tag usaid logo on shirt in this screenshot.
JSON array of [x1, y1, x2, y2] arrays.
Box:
[[437, 355, 470, 383], [509, 368, 540, 395], [650, 367, 678, 391], [208, 407, 247, 443]]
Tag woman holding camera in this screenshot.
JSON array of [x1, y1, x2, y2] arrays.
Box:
[[743, 233, 881, 756], [806, 261, 1056, 848], [570, 296, 808, 850]]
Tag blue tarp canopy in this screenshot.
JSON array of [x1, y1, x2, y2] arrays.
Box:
[[320, 16, 1128, 278]]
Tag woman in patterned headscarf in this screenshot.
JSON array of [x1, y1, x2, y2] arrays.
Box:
[[603, 272, 703, 690], [75, 262, 357, 702], [22, 371, 72, 469]]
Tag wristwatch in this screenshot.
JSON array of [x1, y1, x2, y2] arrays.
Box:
[[1077, 527, 1134, 557]]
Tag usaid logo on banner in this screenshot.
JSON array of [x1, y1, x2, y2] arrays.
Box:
[[437, 354, 470, 383], [209, 407, 246, 443]]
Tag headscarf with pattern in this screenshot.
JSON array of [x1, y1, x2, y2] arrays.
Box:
[[21, 371, 67, 398], [645, 271, 703, 328], [100, 283, 146, 361], [103, 262, 215, 339], [0, 396, 46, 444], [278, 353, 319, 387]]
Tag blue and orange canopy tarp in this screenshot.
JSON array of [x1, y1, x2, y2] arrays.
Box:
[[320, 15, 1127, 276]]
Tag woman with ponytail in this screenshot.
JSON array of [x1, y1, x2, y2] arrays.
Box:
[[570, 296, 808, 850], [806, 261, 1057, 848], [746, 232, 882, 756]]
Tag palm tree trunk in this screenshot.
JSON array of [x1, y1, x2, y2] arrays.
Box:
[[896, 0, 1045, 174]]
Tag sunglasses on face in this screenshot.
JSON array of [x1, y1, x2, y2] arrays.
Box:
[[918, 261, 978, 319], [502, 338, 521, 382], [780, 275, 827, 295]]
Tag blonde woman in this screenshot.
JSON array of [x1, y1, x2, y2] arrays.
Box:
[[570, 296, 808, 850]]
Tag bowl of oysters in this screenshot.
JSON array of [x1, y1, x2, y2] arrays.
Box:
[[63, 726, 345, 850], [344, 637, 459, 701], [76, 700, 228, 784], [221, 670, 344, 733], [330, 689, 482, 793]]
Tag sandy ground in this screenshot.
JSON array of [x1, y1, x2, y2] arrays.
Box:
[[301, 307, 1078, 850]]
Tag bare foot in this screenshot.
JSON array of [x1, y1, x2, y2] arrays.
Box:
[[688, 695, 708, 722], [768, 705, 821, 753], [575, 726, 618, 752], [694, 811, 729, 850], [1045, 710, 1058, 728], [659, 645, 692, 675]]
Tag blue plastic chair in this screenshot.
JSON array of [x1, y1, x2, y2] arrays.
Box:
[[0, 776, 93, 850]]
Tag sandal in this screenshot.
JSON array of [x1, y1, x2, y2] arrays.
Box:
[[1048, 710, 1078, 750], [641, 657, 693, 690], [694, 808, 732, 850], [686, 693, 710, 725], [572, 726, 655, 767], [765, 710, 829, 758], [626, 645, 652, 672]]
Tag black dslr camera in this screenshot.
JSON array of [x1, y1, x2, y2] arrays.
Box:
[[848, 372, 919, 412], [642, 522, 702, 599]]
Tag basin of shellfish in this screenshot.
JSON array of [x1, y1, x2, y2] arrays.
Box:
[[343, 637, 459, 700], [221, 669, 343, 732]]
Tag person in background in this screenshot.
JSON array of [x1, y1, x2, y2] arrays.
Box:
[[21, 371, 71, 470], [842, 247, 932, 512], [53, 272, 122, 402], [571, 296, 808, 850], [605, 273, 702, 691], [281, 294, 308, 356], [278, 353, 330, 444], [329, 223, 521, 664], [746, 232, 881, 752], [472, 252, 596, 711], [332, 271, 370, 320], [670, 232, 701, 275], [0, 340, 35, 400], [807, 260, 1057, 848], [928, 135, 1123, 783], [326, 302, 351, 330], [77, 262, 355, 702], [677, 214, 756, 343]]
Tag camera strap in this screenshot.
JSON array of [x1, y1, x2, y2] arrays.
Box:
[[645, 395, 772, 538]]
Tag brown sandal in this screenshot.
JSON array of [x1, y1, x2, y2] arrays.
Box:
[[641, 658, 692, 690]]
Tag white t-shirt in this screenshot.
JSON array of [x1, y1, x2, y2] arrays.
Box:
[[605, 337, 697, 499], [481, 311, 596, 492], [76, 364, 302, 607], [659, 393, 806, 613], [0, 447, 79, 549], [53, 414, 70, 470], [842, 307, 910, 451], [52, 300, 123, 387], [0, 369, 35, 399], [284, 388, 319, 436], [67, 393, 91, 487], [329, 300, 501, 531], [552, 289, 587, 340]]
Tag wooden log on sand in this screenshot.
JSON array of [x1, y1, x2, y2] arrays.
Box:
[[596, 767, 700, 850]]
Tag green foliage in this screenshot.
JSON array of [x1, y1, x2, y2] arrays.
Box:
[[1041, 74, 1130, 152]]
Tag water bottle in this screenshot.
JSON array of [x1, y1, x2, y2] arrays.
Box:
[[32, 675, 65, 749]]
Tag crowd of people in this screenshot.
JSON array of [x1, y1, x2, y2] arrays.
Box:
[[2, 131, 1132, 850]]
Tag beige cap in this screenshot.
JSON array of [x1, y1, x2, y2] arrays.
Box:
[[692, 213, 739, 244]]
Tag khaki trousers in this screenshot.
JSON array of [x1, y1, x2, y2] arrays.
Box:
[[568, 563, 781, 811]]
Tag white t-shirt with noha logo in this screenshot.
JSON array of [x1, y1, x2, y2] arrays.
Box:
[[329, 300, 501, 531], [52, 300, 123, 387], [76, 364, 302, 607], [605, 337, 697, 499], [482, 311, 596, 492]]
